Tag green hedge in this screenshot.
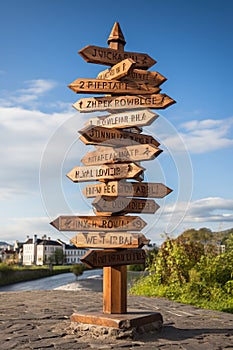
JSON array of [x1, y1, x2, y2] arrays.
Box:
[[0, 264, 71, 286]]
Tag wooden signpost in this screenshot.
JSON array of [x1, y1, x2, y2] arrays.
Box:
[[81, 144, 162, 165], [79, 125, 160, 147], [66, 162, 144, 182], [81, 248, 146, 268], [92, 196, 160, 215], [50, 215, 147, 232], [70, 232, 150, 248], [97, 65, 167, 87], [73, 93, 175, 113], [85, 109, 158, 129], [78, 45, 156, 69], [83, 181, 173, 198], [96, 58, 136, 80], [69, 78, 161, 95], [51, 22, 175, 330]]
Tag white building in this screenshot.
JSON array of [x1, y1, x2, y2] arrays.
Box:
[[64, 244, 87, 264], [57, 239, 87, 265], [36, 238, 63, 265], [23, 235, 39, 265], [22, 235, 87, 266]]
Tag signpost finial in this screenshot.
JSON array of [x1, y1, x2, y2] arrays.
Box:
[[107, 22, 126, 51]]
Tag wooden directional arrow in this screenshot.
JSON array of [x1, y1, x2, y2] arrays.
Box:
[[85, 109, 158, 129], [50, 215, 147, 232], [66, 163, 144, 183], [79, 125, 160, 147], [79, 45, 156, 69], [73, 94, 176, 113], [97, 63, 167, 88], [81, 144, 162, 166], [83, 181, 173, 199], [92, 196, 160, 215], [97, 58, 135, 80], [81, 248, 146, 268], [70, 232, 150, 249], [122, 69, 167, 87], [68, 78, 160, 95]]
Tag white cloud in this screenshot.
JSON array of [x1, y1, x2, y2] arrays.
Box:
[[0, 216, 68, 244], [0, 78, 58, 109], [0, 105, 85, 199], [143, 196, 233, 244], [163, 117, 233, 154], [162, 196, 233, 226]]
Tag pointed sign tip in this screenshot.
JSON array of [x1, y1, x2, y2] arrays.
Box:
[[50, 217, 59, 230], [108, 22, 126, 45]]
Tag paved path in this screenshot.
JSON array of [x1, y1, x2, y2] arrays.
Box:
[[0, 290, 232, 349]]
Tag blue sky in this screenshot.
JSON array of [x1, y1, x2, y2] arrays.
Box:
[[0, 0, 233, 245]]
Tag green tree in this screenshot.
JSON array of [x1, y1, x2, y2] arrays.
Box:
[[54, 248, 64, 265], [149, 237, 204, 285]]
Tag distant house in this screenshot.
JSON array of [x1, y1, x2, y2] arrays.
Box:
[[22, 235, 87, 266], [65, 244, 87, 265], [14, 241, 24, 265], [57, 239, 87, 265], [36, 237, 64, 265], [23, 235, 41, 265], [0, 248, 16, 264]]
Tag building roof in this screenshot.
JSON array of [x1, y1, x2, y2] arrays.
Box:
[[37, 240, 62, 246]]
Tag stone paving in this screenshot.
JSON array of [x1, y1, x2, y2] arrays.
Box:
[[0, 289, 232, 350]]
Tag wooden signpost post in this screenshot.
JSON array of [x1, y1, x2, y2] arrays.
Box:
[[50, 22, 175, 333]]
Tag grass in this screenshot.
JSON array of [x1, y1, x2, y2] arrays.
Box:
[[129, 274, 233, 314]]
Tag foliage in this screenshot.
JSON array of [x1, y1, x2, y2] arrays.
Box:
[[148, 237, 204, 285], [127, 264, 145, 271], [179, 227, 233, 246], [70, 263, 85, 278], [130, 236, 233, 313]]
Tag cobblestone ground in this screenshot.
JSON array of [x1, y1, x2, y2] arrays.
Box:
[[0, 290, 232, 349]]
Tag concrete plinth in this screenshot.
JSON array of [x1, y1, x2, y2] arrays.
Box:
[[70, 310, 163, 339]]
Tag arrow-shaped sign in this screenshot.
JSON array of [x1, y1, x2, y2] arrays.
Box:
[[79, 45, 156, 69], [85, 109, 158, 129], [70, 232, 150, 249], [79, 125, 160, 147], [92, 196, 160, 215], [81, 248, 146, 268], [83, 181, 173, 198], [97, 58, 135, 80], [97, 65, 166, 88], [50, 215, 147, 232], [68, 78, 160, 95], [66, 163, 144, 183], [122, 69, 167, 87], [81, 144, 162, 166], [73, 94, 176, 113]]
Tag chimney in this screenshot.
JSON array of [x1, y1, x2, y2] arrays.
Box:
[[33, 234, 37, 244]]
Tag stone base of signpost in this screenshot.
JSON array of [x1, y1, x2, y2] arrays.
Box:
[[70, 310, 163, 340]]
